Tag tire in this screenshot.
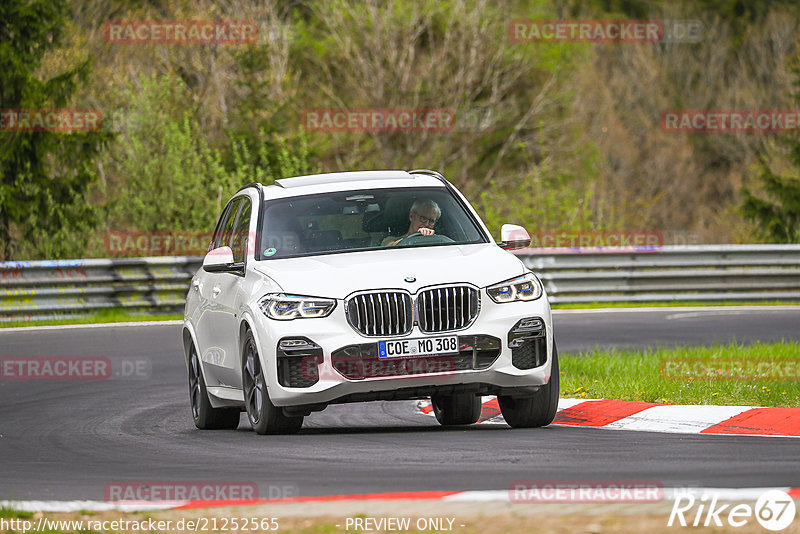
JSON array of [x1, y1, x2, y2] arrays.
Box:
[[431, 392, 482, 426], [187, 343, 241, 430], [498, 343, 560, 428], [242, 330, 303, 435]]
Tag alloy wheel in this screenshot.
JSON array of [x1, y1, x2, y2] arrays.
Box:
[[243, 338, 264, 425]]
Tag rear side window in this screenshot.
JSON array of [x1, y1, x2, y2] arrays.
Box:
[[231, 198, 252, 263]]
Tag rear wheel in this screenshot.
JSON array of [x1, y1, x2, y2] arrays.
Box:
[[187, 343, 240, 430], [431, 392, 482, 426], [242, 330, 303, 435], [498, 343, 560, 428]]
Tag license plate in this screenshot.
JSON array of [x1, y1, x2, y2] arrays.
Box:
[[378, 335, 459, 358]]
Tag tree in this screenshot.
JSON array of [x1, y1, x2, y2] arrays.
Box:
[[225, 35, 317, 182], [741, 57, 800, 243], [103, 75, 237, 234], [0, 0, 108, 259]]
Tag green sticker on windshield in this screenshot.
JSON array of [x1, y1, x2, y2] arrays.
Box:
[[263, 247, 277, 256]]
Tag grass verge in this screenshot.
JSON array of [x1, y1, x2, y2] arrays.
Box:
[[0, 506, 33, 518], [551, 300, 800, 309], [0, 308, 182, 328], [560, 341, 800, 407]]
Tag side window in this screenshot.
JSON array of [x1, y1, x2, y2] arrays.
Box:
[[211, 201, 234, 251], [218, 198, 243, 250], [209, 206, 229, 251], [230, 197, 252, 263]]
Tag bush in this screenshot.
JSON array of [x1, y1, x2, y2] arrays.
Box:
[[101, 75, 237, 234]]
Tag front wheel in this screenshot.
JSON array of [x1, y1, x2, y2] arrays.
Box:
[[242, 330, 303, 435], [187, 343, 240, 430], [498, 343, 560, 428], [431, 392, 481, 426]]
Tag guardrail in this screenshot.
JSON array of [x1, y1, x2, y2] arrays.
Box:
[[0, 257, 200, 322], [1, 245, 799, 322], [520, 244, 800, 304]]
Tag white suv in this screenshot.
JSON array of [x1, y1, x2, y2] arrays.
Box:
[[183, 170, 558, 434]]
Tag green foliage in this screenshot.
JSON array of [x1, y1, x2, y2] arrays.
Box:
[[687, 0, 799, 43], [742, 57, 800, 243], [102, 75, 236, 233], [0, 506, 33, 518], [476, 140, 603, 237], [6, 0, 800, 259], [224, 40, 318, 185], [741, 157, 800, 243], [227, 131, 316, 185], [102, 73, 317, 236], [0, 0, 108, 260]]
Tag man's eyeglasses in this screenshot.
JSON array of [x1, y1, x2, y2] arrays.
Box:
[[413, 212, 438, 226]]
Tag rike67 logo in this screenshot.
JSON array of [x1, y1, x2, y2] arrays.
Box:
[[668, 490, 796, 531]]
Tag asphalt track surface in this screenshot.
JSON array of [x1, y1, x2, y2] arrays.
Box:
[[1, 307, 799, 501]]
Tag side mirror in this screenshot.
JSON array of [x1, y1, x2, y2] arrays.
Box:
[[202, 246, 236, 273], [498, 224, 531, 250]]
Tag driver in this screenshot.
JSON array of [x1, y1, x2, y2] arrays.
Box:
[[382, 199, 441, 246]]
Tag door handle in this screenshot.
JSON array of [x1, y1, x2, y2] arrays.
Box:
[[212, 286, 221, 298]]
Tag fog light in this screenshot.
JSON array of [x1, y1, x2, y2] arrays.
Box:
[[277, 337, 323, 388], [517, 317, 543, 330], [511, 317, 544, 334], [508, 317, 547, 370], [280, 338, 315, 350]]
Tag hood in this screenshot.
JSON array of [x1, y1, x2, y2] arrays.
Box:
[[252, 243, 526, 299]]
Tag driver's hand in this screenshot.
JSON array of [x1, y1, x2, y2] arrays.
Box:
[[419, 228, 435, 236]]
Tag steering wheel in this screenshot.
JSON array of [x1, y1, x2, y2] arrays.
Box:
[[396, 232, 454, 246]]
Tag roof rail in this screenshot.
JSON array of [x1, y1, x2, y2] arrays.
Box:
[[236, 182, 264, 194], [408, 169, 447, 184], [274, 171, 412, 188]]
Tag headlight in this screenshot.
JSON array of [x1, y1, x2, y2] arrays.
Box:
[[259, 294, 337, 320], [486, 273, 542, 303]]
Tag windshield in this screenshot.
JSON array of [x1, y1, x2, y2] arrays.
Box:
[[257, 187, 488, 260]]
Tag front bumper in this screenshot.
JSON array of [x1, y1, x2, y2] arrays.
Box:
[[250, 292, 554, 407]]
